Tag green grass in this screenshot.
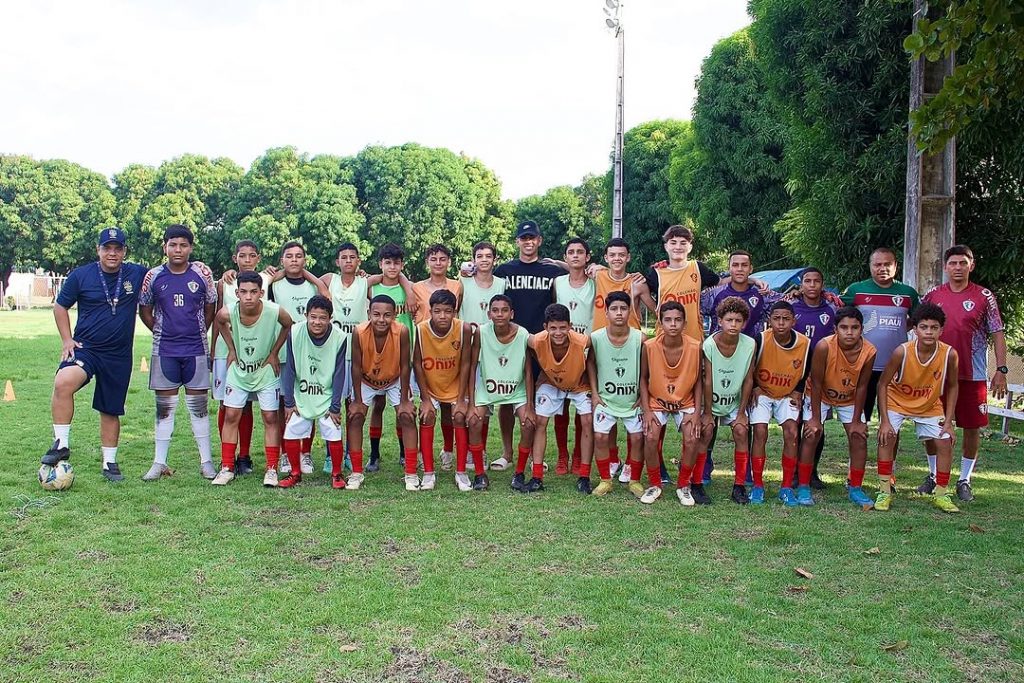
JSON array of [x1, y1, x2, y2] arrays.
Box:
[[1, 310, 1023, 682]]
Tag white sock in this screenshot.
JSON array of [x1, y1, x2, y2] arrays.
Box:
[[927, 454, 937, 476], [186, 395, 212, 464], [155, 395, 177, 465], [53, 424, 71, 449], [959, 456, 977, 483], [102, 447, 117, 465]]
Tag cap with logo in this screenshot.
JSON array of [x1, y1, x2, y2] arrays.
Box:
[[97, 227, 127, 246], [515, 220, 540, 239]]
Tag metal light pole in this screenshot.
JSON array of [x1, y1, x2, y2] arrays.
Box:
[[605, 1, 625, 238]]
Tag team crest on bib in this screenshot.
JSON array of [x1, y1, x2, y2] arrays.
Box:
[[819, 313, 830, 325], [667, 384, 676, 395], [615, 366, 625, 377], [792, 359, 802, 369], [244, 345, 255, 356], [188, 281, 199, 293], [309, 361, 319, 376], [963, 300, 975, 312], [721, 378, 732, 389], [342, 306, 352, 316], [690, 272, 698, 283], [498, 356, 508, 367], [452, 340, 462, 351]]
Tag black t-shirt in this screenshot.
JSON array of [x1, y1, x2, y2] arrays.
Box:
[[645, 261, 720, 298], [493, 259, 565, 333]]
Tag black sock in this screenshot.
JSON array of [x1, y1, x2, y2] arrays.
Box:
[[398, 437, 405, 459], [370, 437, 381, 461]]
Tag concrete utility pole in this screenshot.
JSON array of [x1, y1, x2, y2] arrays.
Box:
[[604, 0, 625, 239], [903, 0, 956, 292]]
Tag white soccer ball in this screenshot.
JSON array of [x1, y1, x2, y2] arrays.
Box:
[[39, 461, 75, 491]]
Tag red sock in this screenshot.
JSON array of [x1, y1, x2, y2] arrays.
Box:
[[579, 462, 592, 477], [515, 446, 531, 474], [369, 425, 382, 439], [691, 451, 707, 485], [220, 442, 236, 470], [265, 445, 280, 469], [752, 455, 766, 488], [300, 436, 313, 455], [877, 459, 893, 477], [677, 462, 694, 489], [849, 467, 865, 488], [797, 462, 813, 487], [781, 454, 797, 488], [350, 450, 363, 474], [629, 458, 643, 482], [420, 424, 435, 473], [647, 463, 662, 488], [532, 462, 545, 479], [572, 413, 582, 461], [469, 444, 485, 473], [609, 445, 620, 465], [217, 405, 226, 437], [734, 451, 749, 486], [327, 440, 344, 477], [455, 426, 469, 473], [283, 439, 301, 474], [935, 469, 951, 487], [404, 446, 419, 475], [554, 410, 570, 458], [596, 457, 611, 480], [441, 422, 454, 451], [239, 405, 254, 456]]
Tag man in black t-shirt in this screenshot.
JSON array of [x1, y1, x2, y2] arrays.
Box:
[[493, 221, 564, 333]]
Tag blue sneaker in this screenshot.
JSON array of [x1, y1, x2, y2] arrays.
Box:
[[749, 486, 765, 504], [779, 487, 799, 507], [796, 486, 814, 506], [322, 454, 331, 475], [848, 486, 874, 509]]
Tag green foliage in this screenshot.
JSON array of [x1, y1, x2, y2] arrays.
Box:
[[514, 179, 607, 260], [905, 1, 1024, 154], [669, 29, 790, 268]]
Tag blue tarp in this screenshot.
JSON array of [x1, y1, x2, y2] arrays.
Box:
[[751, 268, 809, 293]]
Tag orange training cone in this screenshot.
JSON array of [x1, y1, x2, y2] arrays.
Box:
[[2, 380, 14, 402], [139, 357, 149, 372]]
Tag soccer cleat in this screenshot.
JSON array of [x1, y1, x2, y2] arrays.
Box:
[[332, 474, 346, 490], [263, 468, 279, 487], [874, 491, 892, 511], [730, 484, 749, 505], [778, 487, 799, 507], [404, 474, 421, 491], [322, 454, 332, 475], [956, 479, 974, 503], [300, 454, 315, 475], [575, 477, 592, 494], [592, 479, 614, 497], [366, 458, 380, 473], [279, 458, 292, 475], [278, 473, 301, 488], [211, 468, 235, 486], [796, 486, 814, 506], [555, 452, 569, 475], [931, 493, 961, 514], [200, 461, 218, 480], [472, 473, 490, 491], [142, 463, 173, 481], [420, 472, 436, 490], [660, 465, 672, 487], [640, 486, 662, 504], [101, 463, 124, 482], [617, 462, 632, 484], [235, 456, 254, 475], [810, 472, 826, 490], [510, 472, 527, 492], [848, 486, 873, 508], [41, 440, 70, 466], [440, 450, 454, 471], [609, 461, 621, 478], [347, 473, 365, 490], [467, 457, 476, 472], [455, 472, 473, 492], [523, 477, 544, 493], [676, 486, 695, 506], [691, 484, 712, 505], [749, 486, 765, 505], [916, 473, 936, 496], [627, 481, 645, 498], [490, 456, 511, 471]]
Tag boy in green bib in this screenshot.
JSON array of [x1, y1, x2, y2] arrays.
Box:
[[212, 271, 293, 486]]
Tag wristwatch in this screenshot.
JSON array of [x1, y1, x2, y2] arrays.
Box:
[[996, 365, 1009, 374]]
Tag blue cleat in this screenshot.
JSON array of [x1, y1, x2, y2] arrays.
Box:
[[796, 486, 814, 506], [749, 486, 765, 505], [322, 454, 331, 475], [779, 487, 799, 507], [848, 486, 874, 509]]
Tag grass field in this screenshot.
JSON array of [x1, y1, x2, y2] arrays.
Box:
[[1, 310, 1022, 682]]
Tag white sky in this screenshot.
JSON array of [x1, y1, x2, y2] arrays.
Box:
[[2, 0, 750, 200]]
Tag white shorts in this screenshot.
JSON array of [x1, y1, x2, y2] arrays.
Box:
[[534, 384, 592, 418], [749, 395, 800, 425], [223, 382, 280, 411], [284, 412, 343, 441], [887, 411, 949, 440], [802, 397, 857, 425], [341, 359, 352, 400], [212, 358, 228, 401], [652, 407, 695, 430], [592, 404, 643, 435], [360, 381, 402, 407], [715, 406, 740, 426]]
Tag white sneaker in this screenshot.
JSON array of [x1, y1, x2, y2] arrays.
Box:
[[640, 486, 663, 504], [279, 458, 292, 474], [300, 454, 315, 475], [610, 461, 621, 477], [489, 456, 511, 471], [200, 461, 217, 480], [347, 473, 364, 490], [676, 486, 695, 506], [440, 450, 454, 471], [405, 474, 421, 491], [617, 462, 632, 484], [142, 462, 172, 481], [263, 469, 279, 487], [455, 472, 472, 492], [420, 472, 436, 490], [211, 467, 235, 486]]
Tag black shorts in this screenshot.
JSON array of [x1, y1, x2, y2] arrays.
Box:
[[57, 349, 133, 416]]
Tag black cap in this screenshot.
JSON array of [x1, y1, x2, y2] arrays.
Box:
[[515, 220, 540, 239], [97, 227, 126, 246]]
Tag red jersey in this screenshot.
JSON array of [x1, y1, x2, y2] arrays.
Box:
[[923, 283, 1003, 381]]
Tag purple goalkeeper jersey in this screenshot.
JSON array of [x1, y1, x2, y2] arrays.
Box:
[[140, 262, 218, 357], [700, 282, 782, 337], [792, 298, 836, 349]]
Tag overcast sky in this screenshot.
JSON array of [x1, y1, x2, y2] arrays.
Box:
[[2, 0, 750, 200]]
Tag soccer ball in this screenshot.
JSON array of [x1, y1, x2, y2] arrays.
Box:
[[39, 461, 75, 491]]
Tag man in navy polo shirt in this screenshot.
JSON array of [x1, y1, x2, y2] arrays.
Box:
[[43, 227, 148, 481]]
